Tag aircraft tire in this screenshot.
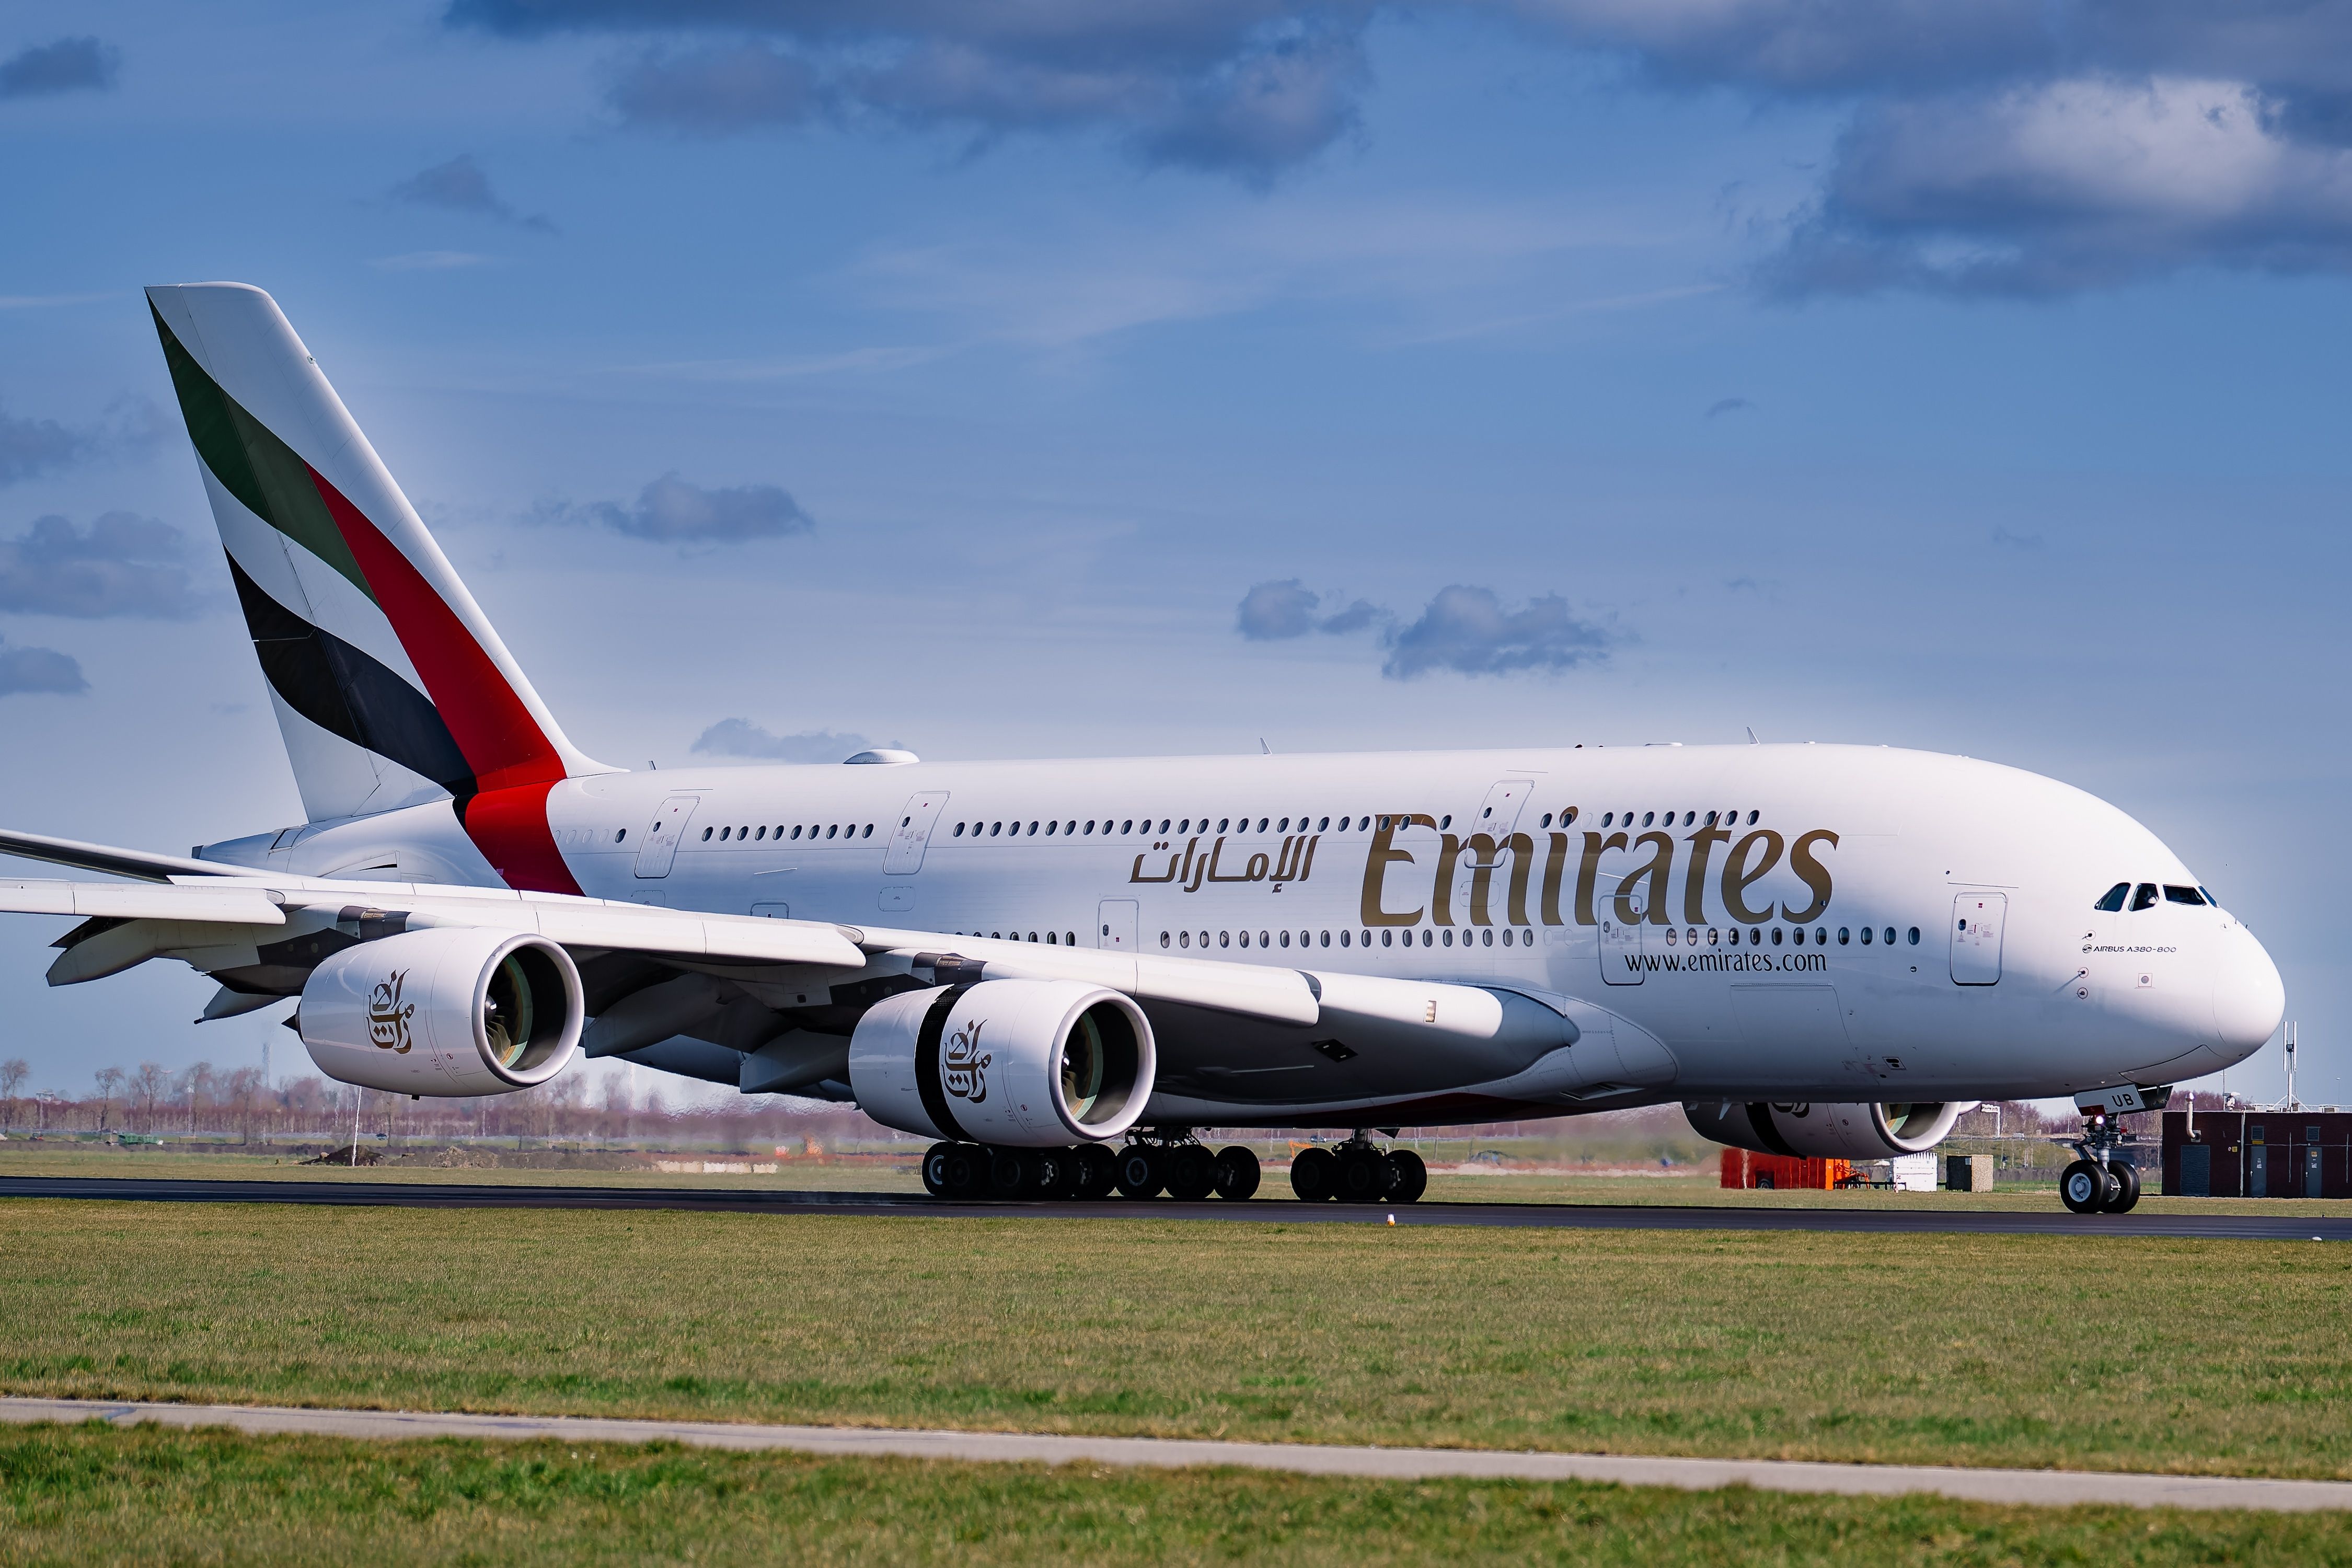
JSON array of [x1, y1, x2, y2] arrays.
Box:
[[1335, 1145, 1387, 1204], [1383, 1149, 1428, 1204], [940, 1143, 986, 1200], [1116, 1144, 1166, 1199], [987, 1146, 1033, 1200], [1163, 1143, 1218, 1201], [1290, 1146, 1337, 1202], [2060, 1159, 2107, 1215], [1071, 1143, 1119, 1199], [1213, 1146, 1261, 1201], [2104, 1159, 2141, 1214], [921, 1142, 954, 1197]]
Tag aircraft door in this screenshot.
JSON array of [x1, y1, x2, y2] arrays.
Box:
[[1455, 778, 1534, 918], [1097, 900, 1138, 953], [1950, 892, 2007, 985], [1600, 890, 1645, 985], [882, 791, 950, 875], [633, 794, 701, 879]]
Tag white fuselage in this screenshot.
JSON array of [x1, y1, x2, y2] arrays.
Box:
[[249, 740, 2283, 1124]]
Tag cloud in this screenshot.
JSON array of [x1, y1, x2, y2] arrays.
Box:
[[1511, 2, 2352, 295], [1237, 579, 1388, 639], [0, 37, 120, 99], [692, 720, 875, 762], [449, 0, 1376, 179], [389, 154, 557, 232], [0, 407, 83, 484], [1763, 75, 2352, 295], [1705, 397, 1753, 418], [0, 513, 204, 619], [536, 471, 814, 541], [0, 636, 87, 696], [1380, 584, 1612, 678], [1990, 525, 2044, 549]]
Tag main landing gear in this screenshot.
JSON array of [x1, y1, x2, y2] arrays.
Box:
[[2059, 1107, 2142, 1215], [1288, 1132, 1427, 1205], [921, 1132, 1260, 1203]]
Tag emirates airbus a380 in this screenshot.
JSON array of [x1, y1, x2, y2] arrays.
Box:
[[0, 284, 2286, 1217]]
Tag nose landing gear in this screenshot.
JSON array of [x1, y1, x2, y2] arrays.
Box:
[[2059, 1107, 2144, 1215]]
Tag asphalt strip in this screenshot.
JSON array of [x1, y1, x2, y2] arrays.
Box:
[[5, 1175, 2350, 1238], [2, 1397, 2346, 1512]]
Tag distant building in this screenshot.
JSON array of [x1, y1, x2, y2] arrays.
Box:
[[2162, 1111, 2352, 1198]]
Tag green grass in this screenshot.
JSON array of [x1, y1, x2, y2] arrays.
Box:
[[5, 1201, 2351, 1478], [5, 1424, 2347, 1566]]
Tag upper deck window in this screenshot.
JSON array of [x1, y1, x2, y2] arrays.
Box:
[[2094, 882, 2129, 912]]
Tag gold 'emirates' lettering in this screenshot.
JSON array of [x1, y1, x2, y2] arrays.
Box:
[[1613, 831, 1675, 926], [1721, 829, 1785, 924], [1782, 829, 1838, 923], [1359, 814, 1433, 927]]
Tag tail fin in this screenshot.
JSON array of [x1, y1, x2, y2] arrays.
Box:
[[148, 282, 611, 892]]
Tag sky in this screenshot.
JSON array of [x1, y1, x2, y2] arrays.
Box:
[[3, 1, 2349, 1108]]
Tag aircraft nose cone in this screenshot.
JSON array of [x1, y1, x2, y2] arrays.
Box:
[[2212, 925, 2286, 1060]]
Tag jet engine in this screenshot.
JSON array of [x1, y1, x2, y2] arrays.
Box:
[[849, 979, 1154, 1147], [298, 927, 582, 1096], [1685, 1100, 1969, 1158]]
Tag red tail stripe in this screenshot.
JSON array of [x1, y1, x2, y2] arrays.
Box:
[[306, 465, 564, 794], [305, 465, 582, 896]]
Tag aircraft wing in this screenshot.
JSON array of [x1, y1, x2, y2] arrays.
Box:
[[0, 827, 273, 883]]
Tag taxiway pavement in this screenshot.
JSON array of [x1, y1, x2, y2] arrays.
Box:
[[3, 1175, 2345, 1238]]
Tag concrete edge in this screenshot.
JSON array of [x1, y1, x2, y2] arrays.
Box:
[[3, 1398, 2348, 1512]]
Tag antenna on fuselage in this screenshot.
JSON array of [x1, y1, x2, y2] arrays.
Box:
[[1745, 726, 1758, 744]]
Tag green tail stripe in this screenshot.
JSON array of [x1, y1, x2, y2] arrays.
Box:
[[151, 304, 376, 606]]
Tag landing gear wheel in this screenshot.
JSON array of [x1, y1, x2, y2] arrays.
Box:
[[921, 1142, 954, 1197], [1290, 1146, 1337, 1202], [1383, 1149, 1427, 1204], [1335, 1145, 1387, 1203], [940, 1143, 985, 1200], [1032, 1147, 1073, 1199], [2105, 1159, 2141, 1214], [2060, 1158, 2113, 1215], [988, 1147, 1034, 1200], [1163, 1144, 1218, 1202], [1213, 1146, 1261, 1201], [1116, 1144, 1166, 1199], [1071, 1143, 1118, 1200]]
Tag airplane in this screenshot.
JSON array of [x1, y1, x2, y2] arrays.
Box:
[[0, 283, 2286, 1217]]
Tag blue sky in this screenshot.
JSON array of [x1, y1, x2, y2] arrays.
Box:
[[3, 1, 2348, 1105]]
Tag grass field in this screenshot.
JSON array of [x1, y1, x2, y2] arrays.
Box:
[[4, 1200, 2349, 1479], [5, 1424, 2347, 1566]]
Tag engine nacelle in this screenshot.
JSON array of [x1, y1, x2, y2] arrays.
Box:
[[1685, 1100, 1969, 1159], [299, 928, 582, 1096], [849, 979, 1154, 1146]]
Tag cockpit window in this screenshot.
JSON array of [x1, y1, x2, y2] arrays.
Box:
[[2200, 886, 2222, 909], [2094, 882, 2129, 913], [2164, 885, 2206, 905], [2130, 883, 2160, 912]]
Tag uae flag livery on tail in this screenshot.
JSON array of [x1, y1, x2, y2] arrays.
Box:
[[147, 283, 608, 894]]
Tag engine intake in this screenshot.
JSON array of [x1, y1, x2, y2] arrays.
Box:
[[1685, 1100, 1968, 1159], [849, 979, 1154, 1146], [299, 928, 582, 1096]]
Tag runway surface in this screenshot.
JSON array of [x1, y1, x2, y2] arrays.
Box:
[[4, 1174, 2347, 1238], [5, 1396, 2346, 1511]]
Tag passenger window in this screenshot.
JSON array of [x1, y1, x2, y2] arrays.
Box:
[[1046, 821, 1057, 836], [1161, 931, 1171, 948], [1319, 816, 1330, 831], [1258, 817, 1270, 833], [615, 828, 627, 843], [1883, 927, 1895, 945], [2094, 882, 2128, 912], [1086, 820, 1096, 834], [1122, 820, 1133, 834], [827, 825, 839, 839], [1907, 927, 1920, 945], [2130, 883, 2159, 912], [2164, 885, 2205, 905], [1860, 926, 1872, 944], [701, 827, 713, 841]]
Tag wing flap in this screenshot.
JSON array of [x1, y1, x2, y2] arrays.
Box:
[[0, 879, 286, 925]]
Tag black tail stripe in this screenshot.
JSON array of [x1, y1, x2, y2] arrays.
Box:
[[226, 555, 475, 798], [914, 987, 970, 1143]]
